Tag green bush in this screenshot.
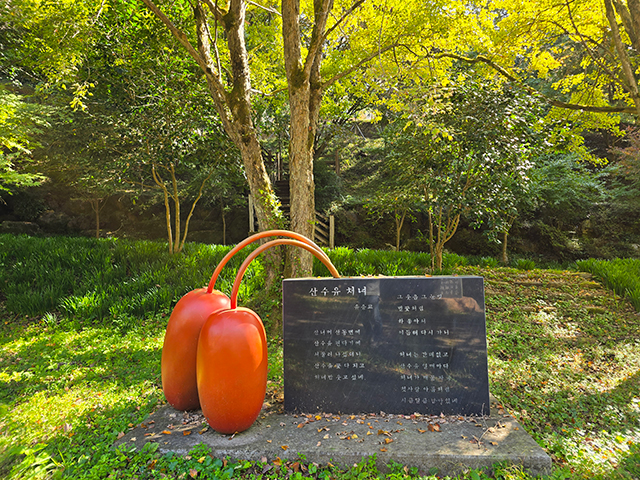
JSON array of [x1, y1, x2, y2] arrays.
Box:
[[317, 246, 436, 276], [468, 256, 500, 268], [576, 257, 640, 311], [515, 258, 536, 271], [0, 234, 253, 323]]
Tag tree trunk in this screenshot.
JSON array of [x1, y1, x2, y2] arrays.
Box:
[[428, 210, 435, 270], [152, 164, 175, 254], [501, 230, 509, 265], [281, 0, 333, 278], [221, 203, 226, 246], [604, 0, 640, 118], [170, 164, 181, 254], [434, 243, 444, 271], [90, 199, 101, 239], [395, 208, 407, 251], [286, 83, 316, 277]]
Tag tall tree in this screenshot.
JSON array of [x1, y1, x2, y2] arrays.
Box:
[[382, 77, 543, 269], [137, 0, 461, 276]]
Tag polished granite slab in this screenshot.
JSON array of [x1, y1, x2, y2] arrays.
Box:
[[283, 276, 490, 416]]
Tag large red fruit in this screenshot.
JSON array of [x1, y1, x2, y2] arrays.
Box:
[[196, 307, 268, 434], [161, 288, 230, 411]]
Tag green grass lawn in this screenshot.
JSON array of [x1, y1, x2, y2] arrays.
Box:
[[0, 235, 639, 479]]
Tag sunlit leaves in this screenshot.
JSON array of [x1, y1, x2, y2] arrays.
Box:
[[0, 86, 59, 196]]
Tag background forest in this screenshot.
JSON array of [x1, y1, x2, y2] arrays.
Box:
[[2, 0, 640, 267]]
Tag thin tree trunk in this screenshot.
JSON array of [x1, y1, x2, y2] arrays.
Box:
[[501, 230, 509, 265], [428, 210, 435, 270], [170, 164, 181, 254], [435, 243, 444, 271], [152, 164, 174, 254], [142, 0, 284, 270], [221, 203, 226, 246], [90, 199, 101, 239], [395, 208, 407, 251]]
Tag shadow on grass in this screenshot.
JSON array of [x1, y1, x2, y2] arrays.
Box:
[[0, 322, 163, 406], [0, 391, 163, 479]]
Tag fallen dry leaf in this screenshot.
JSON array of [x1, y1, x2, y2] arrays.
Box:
[[162, 430, 171, 435], [189, 468, 198, 478], [417, 428, 427, 433], [183, 430, 192, 436], [384, 438, 393, 444], [117, 432, 125, 440], [380, 448, 387, 452], [490, 441, 499, 446], [281, 445, 289, 451]]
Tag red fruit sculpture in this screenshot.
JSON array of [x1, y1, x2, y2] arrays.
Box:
[[161, 288, 230, 411], [161, 230, 335, 411], [197, 239, 340, 434]]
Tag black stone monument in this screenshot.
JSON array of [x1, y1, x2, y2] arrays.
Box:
[[283, 276, 490, 415]]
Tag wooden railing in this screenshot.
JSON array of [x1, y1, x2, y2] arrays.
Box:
[[248, 194, 335, 249], [314, 211, 335, 249]]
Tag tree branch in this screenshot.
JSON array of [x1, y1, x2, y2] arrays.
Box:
[[303, 0, 333, 79], [604, 0, 640, 112], [247, 0, 281, 16], [431, 52, 637, 114], [324, 0, 365, 41], [140, 0, 202, 69], [612, 0, 639, 51], [140, 0, 234, 135], [323, 41, 399, 90], [201, 0, 227, 22], [564, 0, 625, 91]]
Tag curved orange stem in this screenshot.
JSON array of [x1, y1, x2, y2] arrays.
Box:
[[207, 230, 332, 294], [230, 239, 341, 309]]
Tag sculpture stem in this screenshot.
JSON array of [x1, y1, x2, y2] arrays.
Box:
[[230, 239, 341, 309], [207, 230, 333, 293]]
